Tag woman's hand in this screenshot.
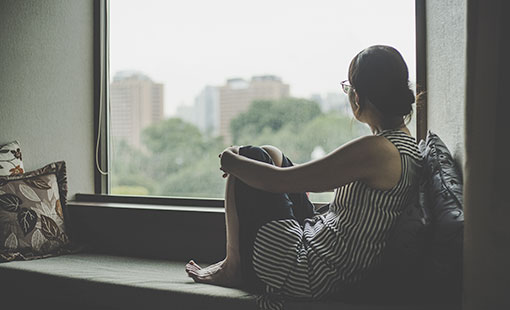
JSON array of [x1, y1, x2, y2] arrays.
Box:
[[219, 146, 240, 178]]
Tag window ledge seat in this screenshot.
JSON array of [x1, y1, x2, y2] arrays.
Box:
[[0, 253, 453, 310]]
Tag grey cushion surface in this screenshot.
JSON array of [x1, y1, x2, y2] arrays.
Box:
[[0, 253, 454, 310], [0, 253, 254, 310]]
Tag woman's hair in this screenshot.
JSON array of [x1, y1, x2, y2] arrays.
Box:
[[348, 45, 414, 122]]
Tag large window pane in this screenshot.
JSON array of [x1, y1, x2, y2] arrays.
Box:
[[109, 0, 416, 201]]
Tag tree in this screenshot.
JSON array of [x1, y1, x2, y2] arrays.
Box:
[[242, 112, 369, 164], [137, 117, 226, 197], [142, 117, 204, 154], [156, 151, 226, 198], [111, 98, 369, 200], [110, 139, 157, 194], [141, 118, 223, 182], [230, 98, 322, 144], [230, 98, 369, 163]]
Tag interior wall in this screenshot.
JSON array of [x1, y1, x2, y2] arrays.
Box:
[[463, 1, 510, 309], [425, 0, 467, 165], [0, 0, 95, 198]]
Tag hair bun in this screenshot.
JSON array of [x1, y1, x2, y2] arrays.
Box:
[[369, 85, 414, 116], [390, 87, 414, 116]]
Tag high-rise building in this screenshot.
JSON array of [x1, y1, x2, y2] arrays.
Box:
[[176, 86, 220, 136], [194, 86, 220, 136], [110, 71, 164, 149], [219, 75, 289, 143]]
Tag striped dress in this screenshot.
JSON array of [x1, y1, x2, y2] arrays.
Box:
[[252, 129, 422, 309]]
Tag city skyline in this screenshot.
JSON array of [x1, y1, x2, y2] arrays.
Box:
[[110, 0, 415, 117], [110, 70, 351, 147], [111, 70, 352, 116]]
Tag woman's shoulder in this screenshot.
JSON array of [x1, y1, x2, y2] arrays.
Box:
[[376, 129, 420, 160], [346, 134, 401, 158], [328, 134, 401, 171]]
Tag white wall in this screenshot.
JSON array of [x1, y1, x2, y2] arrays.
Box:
[[426, 0, 467, 165], [0, 0, 95, 198]]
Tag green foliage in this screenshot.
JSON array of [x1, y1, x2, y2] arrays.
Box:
[[111, 118, 226, 197], [142, 117, 203, 154], [110, 139, 157, 193], [111, 97, 368, 200], [230, 98, 322, 144], [234, 101, 369, 163], [140, 118, 224, 181], [156, 151, 226, 198]]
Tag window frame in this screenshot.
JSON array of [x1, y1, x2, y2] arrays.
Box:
[[415, 0, 428, 141], [94, 0, 110, 195], [91, 0, 427, 205]]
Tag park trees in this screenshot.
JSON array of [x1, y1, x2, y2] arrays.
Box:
[[111, 97, 367, 199]]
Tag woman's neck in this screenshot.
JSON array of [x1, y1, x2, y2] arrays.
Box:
[[358, 101, 406, 135], [367, 118, 406, 134]]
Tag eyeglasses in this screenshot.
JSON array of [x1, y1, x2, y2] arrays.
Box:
[[340, 80, 353, 94]]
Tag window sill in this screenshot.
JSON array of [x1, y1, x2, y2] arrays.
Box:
[[74, 193, 225, 208], [73, 193, 328, 211], [67, 194, 228, 262], [68, 193, 328, 261], [68, 200, 224, 214]]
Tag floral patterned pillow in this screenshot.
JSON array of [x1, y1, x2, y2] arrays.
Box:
[[0, 141, 24, 176], [0, 161, 75, 262]]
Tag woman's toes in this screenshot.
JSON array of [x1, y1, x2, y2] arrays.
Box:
[[188, 268, 198, 276], [189, 260, 202, 269], [186, 267, 202, 279], [186, 267, 199, 276], [185, 260, 201, 272]]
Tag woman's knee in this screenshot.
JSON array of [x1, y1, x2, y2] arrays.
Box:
[[238, 145, 286, 167], [239, 146, 273, 164], [261, 145, 284, 167]]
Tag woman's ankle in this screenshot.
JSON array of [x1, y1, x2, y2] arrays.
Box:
[[224, 255, 241, 268]]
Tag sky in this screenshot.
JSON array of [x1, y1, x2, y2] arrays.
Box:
[[110, 0, 415, 117]]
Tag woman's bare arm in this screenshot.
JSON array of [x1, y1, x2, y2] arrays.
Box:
[[220, 135, 400, 193]]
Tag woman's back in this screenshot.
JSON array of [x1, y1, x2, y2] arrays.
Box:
[[252, 129, 422, 304], [326, 129, 422, 284]]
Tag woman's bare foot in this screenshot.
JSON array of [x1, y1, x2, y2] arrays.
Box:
[[185, 260, 221, 274], [185, 259, 242, 287]]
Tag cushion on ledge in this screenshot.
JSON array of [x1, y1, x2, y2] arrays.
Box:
[[0, 253, 262, 310], [0, 141, 25, 176], [0, 161, 77, 262], [0, 253, 452, 310]]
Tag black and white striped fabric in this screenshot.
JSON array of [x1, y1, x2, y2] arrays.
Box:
[[252, 129, 422, 310]]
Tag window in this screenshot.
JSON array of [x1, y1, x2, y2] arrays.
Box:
[[104, 0, 417, 202]]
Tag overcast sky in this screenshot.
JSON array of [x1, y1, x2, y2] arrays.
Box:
[[110, 0, 415, 116]]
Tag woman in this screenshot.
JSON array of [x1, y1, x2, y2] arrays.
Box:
[[185, 45, 421, 308]]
